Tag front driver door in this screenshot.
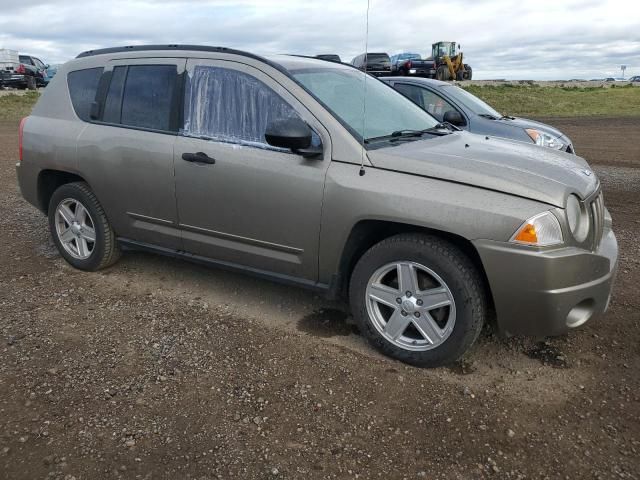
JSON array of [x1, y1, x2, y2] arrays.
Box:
[[173, 59, 331, 283]]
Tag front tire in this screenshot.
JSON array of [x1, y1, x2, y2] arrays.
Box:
[[436, 65, 450, 81], [48, 182, 120, 271], [349, 234, 486, 367]]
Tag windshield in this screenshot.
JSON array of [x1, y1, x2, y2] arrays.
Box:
[[440, 85, 503, 118], [292, 67, 439, 141]]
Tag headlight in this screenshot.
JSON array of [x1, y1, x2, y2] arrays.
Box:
[[525, 129, 565, 150], [510, 211, 563, 246], [566, 194, 589, 241]]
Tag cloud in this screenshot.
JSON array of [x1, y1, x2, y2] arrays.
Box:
[[0, 0, 638, 79]]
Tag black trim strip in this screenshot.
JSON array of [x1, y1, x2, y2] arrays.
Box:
[[127, 212, 175, 225], [93, 69, 112, 120], [180, 223, 303, 254], [117, 238, 327, 292]]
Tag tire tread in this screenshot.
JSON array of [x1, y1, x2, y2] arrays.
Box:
[[349, 233, 487, 367]]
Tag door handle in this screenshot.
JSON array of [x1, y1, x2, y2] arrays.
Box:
[[182, 152, 216, 165]]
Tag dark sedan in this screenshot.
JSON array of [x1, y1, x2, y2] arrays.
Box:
[[381, 77, 575, 154]]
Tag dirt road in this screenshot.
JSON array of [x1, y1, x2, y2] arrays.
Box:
[[1, 119, 639, 479]]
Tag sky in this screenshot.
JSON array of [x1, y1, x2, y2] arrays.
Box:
[[0, 0, 639, 80]]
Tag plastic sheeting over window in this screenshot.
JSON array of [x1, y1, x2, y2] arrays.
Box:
[[183, 66, 301, 146]]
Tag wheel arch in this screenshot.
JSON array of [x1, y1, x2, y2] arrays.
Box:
[[37, 169, 88, 214], [331, 219, 494, 311]]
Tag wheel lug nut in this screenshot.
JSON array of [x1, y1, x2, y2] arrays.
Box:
[[401, 310, 408, 317], [406, 291, 412, 297], [416, 299, 423, 306], [414, 312, 421, 318], [396, 297, 402, 304]]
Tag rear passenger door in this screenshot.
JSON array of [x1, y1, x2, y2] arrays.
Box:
[[173, 59, 331, 282], [77, 58, 185, 249]]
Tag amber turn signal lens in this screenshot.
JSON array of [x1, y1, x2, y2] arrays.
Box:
[[513, 223, 538, 244], [510, 211, 563, 247]]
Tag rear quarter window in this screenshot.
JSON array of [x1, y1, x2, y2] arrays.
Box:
[[67, 67, 104, 122]]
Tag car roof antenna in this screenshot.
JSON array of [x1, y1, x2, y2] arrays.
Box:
[[359, 0, 371, 177]]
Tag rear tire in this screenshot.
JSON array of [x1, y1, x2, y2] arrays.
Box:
[[26, 76, 36, 90], [349, 234, 486, 367], [48, 182, 120, 271]]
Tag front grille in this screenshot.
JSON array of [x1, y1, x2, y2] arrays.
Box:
[[590, 192, 605, 250]]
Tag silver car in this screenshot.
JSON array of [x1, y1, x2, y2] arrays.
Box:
[[16, 45, 618, 367]]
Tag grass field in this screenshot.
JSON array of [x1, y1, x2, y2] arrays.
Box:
[[0, 91, 39, 121], [1, 84, 639, 121], [464, 84, 640, 117]]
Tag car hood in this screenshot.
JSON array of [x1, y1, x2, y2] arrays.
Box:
[[367, 131, 597, 207], [497, 116, 564, 138]]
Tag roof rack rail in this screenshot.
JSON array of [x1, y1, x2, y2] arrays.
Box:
[[76, 44, 263, 62], [75, 44, 294, 78]]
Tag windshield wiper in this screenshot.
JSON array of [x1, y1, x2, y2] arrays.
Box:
[[500, 115, 516, 120], [478, 113, 498, 120], [365, 124, 455, 143]]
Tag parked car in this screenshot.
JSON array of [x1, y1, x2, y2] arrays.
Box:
[[44, 63, 60, 83], [315, 54, 341, 63], [382, 77, 576, 153], [351, 52, 391, 76], [17, 45, 617, 367], [1, 54, 48, 89], [389, 52, 436, 77], [0, 49, 19, 88]]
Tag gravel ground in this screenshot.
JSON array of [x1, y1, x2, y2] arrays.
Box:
[[0, 119, 639, 479]]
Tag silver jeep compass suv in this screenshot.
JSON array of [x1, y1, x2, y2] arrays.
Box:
[[16, 45, 618, 367]]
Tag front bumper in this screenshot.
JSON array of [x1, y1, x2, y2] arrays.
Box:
[[474, 227, 618, 337]]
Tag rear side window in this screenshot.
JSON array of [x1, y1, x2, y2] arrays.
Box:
[[67, 67, 104, 122], [121, 65, 177, 131], [183, 66, 300, 146], [102, 64, 177, 131]]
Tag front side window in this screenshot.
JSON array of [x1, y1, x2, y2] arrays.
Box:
[[292, 67, 438, 142], [395, 83, 456, 122], [67, 67, 104, 122], [183, 65, 301, 147], [440, 85, 502, 118]]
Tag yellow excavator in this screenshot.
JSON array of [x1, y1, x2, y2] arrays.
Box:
[[429, 42, 472, 81]]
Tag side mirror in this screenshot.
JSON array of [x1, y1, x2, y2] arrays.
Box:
[[443, 110, 466, 127], [265, 118, 322, 158]]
